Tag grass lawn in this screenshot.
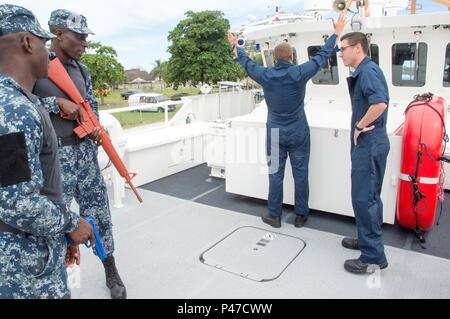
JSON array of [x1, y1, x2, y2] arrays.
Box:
[[111, 106, 183, 129], [98, 87, 199, 128]]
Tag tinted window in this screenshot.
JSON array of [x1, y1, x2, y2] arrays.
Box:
[[392, 43, 427, 87], [292, 48, 298, 65], [263, 47, 297, 67], [156, 96, 169, 102], [139, 97, 156, 103], [308, 46, 339, 85], [444, 43, 450, 87], [369, 44, 379, 65], [264, 50, 275, 68]]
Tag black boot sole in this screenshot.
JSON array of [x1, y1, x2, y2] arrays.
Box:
[[344, 262, 389, 274]]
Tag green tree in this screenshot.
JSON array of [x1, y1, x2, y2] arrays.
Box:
[[81, 41, 127, 105], [165, 10, 245, 89]]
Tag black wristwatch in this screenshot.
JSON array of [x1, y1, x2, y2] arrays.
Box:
[[355, 122, 364, 131]]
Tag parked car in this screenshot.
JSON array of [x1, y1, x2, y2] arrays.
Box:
[[170, 92, 189, 101], [121, 89, 143, 100], [128, 93, 177, 112]]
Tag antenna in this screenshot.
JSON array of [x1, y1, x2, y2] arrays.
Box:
[[267, 0, 282, 13]]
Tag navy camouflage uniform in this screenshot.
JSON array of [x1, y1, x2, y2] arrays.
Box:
[[0, 4, 80, 299], [33, 10, 114, 258], [34, 62, 115, 258]]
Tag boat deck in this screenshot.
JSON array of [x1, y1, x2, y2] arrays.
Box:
[[71, 164, 450, 299]]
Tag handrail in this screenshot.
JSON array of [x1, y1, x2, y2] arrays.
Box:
[[101, 99, 190, 127], [101, 100, 186, 114]]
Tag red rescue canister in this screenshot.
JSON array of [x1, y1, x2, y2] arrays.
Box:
[[397, 94, 446, 233]]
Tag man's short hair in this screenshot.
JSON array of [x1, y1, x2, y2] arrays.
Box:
[[340, 32, 369, 55], [274, 42, 293, 62]]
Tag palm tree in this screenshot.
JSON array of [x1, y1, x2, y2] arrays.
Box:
[[151, 59, 165, 91]]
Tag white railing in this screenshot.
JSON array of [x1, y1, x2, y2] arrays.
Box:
[[169, 91, 255, 127], [98, 91, 257, 206], [101, 100, 189, 127]]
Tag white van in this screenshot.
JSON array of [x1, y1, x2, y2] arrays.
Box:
[[128, 93, 176, 112]]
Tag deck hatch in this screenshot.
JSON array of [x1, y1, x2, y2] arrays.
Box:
[[200, 226, 306, 282]]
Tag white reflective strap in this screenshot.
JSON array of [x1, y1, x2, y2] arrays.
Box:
[[399, 173, 440, 185], [420, 177, 440, 185], [399, 174, 412, 182]]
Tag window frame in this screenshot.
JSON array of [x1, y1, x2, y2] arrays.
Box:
[[392, 42, 428, 87], [307, 45, 340, 85], [444, 43, 450, 88], [368, 44, 380, 66]]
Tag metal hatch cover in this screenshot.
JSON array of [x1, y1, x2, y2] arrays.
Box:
[[200, 226, 306, 282]]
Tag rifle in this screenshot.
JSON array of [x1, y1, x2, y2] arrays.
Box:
[[47, 57, 143, 203]]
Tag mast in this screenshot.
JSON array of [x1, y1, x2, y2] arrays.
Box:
[[411, 0, 417, 14]]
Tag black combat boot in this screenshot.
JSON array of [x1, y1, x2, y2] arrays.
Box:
[[261, 211, 281, 228], [342, 237, 359, 250], [294, 215, 308, 228], [102, 256, 127, 299], [344, 259, 389, 274]]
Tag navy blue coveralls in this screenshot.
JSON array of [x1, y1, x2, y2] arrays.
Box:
[[237, 34, 338, 218], [348, 57, 390, 264]]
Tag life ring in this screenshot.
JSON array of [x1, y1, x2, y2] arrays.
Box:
[[397, 94, 447, 234]]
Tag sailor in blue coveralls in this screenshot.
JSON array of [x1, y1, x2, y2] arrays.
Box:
[[228, 14, 347, 229], [339, 32, 390, 274]]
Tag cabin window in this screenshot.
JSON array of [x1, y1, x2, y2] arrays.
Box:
[[264, 50, 275, 68], [392, 43, 427, 87], [292, 48, 298, 65], [263, 48, 298, 67], [307, 46, 339, 85], [444, 43, 450, 87], [369, 44, 379, 65]]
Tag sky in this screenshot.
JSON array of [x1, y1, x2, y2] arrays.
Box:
[[5, 0, 448, 72]]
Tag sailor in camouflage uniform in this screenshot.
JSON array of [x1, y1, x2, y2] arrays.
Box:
[[0, 4, 94, 299], [33, 9, 126, 299]]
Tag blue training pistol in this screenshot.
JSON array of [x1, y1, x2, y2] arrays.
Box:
[[67, 216, 108, 261]]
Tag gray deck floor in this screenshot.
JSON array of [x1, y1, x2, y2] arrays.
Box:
[[142, 164, 450, 260], [71, 188, 450, 299]]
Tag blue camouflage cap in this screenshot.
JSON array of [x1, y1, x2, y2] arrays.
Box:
[[48, 9, 95, 35], [0, 4, 54, 40]]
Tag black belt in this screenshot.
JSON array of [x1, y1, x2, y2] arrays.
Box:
[[0, 220, 28, 236], [58, 136, 85, 147]]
